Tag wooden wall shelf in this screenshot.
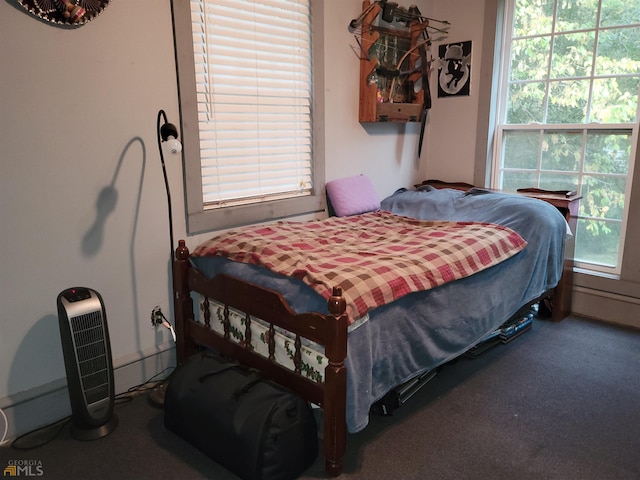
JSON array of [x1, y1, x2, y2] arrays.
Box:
[[357, 0, 429, 123]]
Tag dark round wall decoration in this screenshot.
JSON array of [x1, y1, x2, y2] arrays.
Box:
[[16, 0, 111, 26]]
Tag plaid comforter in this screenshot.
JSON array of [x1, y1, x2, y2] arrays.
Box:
[[193, 211, 527, 324]]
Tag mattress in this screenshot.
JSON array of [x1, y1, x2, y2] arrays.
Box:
[[190, 187, 567, 432]]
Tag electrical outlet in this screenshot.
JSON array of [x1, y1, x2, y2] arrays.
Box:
[[151, 306, 163, 326]]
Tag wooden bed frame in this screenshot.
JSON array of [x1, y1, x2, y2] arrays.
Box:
[[172, 240, 350, 477], [171, 181, 569, 476]]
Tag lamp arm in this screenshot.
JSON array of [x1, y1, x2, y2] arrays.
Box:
[[157, 109, 175, 262]]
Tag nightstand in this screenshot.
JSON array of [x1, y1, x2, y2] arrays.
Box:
[[514, 189, 581, 322]]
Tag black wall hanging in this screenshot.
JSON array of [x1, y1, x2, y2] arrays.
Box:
[[16, 0, 111, 27]]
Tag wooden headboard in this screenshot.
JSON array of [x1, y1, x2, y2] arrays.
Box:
[[414, 179, 477, 191]]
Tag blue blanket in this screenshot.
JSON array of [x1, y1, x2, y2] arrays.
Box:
[[381, 186, 566, 295], [191, 187, 567, 432]]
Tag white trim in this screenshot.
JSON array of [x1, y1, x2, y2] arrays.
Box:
[[0, 343, 175, 443], [572, 285, 640, 330]]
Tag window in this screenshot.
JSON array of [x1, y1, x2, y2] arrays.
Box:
[[172, 0, 325, 233], [492, 0, 640, 273]]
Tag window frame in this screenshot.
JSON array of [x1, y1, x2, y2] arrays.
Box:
[[171, 0, 326, 234], [490, 0, 640, 275]]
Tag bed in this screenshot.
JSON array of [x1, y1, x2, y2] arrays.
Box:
[[171, 177, 568, 477]]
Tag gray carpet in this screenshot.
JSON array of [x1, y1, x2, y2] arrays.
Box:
[[2, 315, 639, 479]]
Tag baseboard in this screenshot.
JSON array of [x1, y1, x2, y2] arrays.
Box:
[[0, 343, 175, 444], [572, 286, 640, 330]]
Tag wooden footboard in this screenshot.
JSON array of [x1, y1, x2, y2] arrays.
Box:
[[172, 240, 349, 477]]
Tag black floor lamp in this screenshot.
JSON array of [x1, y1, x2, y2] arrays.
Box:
[[156, 109, 182, 260], [149, 109, 182, 407]]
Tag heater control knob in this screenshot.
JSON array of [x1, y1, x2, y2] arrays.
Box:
[[61, 287, 91, 303]]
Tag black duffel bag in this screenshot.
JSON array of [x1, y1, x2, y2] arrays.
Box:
[[164, 352, 319, 480]]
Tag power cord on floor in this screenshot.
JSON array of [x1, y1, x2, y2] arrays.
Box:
[[8, 366, 174, 450], [1, 407, 9, 446], [11, 416, 71, 451], [116, 366, 175, 404]]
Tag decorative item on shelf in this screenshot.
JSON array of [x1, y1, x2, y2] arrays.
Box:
[[349, 0, 450, 124], [16, 0, 111, 26], [349, 0, 450, 157]]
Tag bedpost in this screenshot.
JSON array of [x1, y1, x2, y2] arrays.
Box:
[[173, 240, 193, 365], [323, 286, 348, 477]]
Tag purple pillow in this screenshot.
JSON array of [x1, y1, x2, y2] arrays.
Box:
[[326, 175, 380, 217]]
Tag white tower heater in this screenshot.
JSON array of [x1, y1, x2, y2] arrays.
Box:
[[57, 287, 118, 440]]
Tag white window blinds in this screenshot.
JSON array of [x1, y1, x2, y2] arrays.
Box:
[[190, 0, 313, 209]]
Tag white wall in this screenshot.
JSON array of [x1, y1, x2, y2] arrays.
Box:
[[0, 0, 442, 438], [5, 0, 635, 442], [420, 0, 488, 184], [322, 1, 428, 196], [0, 0, 184, 438]]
